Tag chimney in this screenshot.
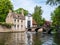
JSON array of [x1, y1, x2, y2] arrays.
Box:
[[21, 9, 24, 16]]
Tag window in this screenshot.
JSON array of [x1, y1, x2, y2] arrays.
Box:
[[28, 17, 30, 19], [27, 21, 30, 28], [14, 24, 16, 28], [21, 25, 23, 27], [17, 19, 19, 22], [17, 25, 19, 28], [21, 20, 23, 22], [14, 19, 16, 22]]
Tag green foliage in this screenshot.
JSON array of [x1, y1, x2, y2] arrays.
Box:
[[46, 0, 60, 5], [0, 0, 13, 22], [33, 5, 45, 26], [51, 6, 60, 30], [14, 8, 28, 16], [41, 18, 45, 26], [0, 22, 13, 28]]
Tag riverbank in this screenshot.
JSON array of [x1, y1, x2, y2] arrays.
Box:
[[0, 30, 26, 33]]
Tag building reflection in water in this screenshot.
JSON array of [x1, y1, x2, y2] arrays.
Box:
[[0, 32, 60, 45], [26, 31, 32, 45], [0, 32, 27, 45]]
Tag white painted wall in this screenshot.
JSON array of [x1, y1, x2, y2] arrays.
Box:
[[25, 15, 33, 28]]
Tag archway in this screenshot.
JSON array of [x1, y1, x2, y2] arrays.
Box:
[[35, 27, 41, 32]]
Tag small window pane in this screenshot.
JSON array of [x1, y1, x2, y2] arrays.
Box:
[[17, 19, 19, 22], [14, 19, 16, 22], [21, 20, 23, 22], [21, 25, 23, 27], [17, 25, 19, 27], [14, 24, 16, 28]]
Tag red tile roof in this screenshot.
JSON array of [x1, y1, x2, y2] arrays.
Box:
[[32, 19, 37, 25]]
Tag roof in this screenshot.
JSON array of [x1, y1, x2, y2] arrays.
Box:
[[26, 13, 32, 17], [45, 21, 51, 25], [7, 12, 25, 20], [13, 13, 25, 20], [32, 19, 37, 25]]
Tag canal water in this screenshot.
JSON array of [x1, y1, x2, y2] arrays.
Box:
[[0, 32, 60, 45]]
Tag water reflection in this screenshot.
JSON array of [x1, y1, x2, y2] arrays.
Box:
[[32, 33, 42, 45], [0, 32, 27, 45], [53, 33, 60, 45], [0, 32, 60, 45], [27, 31, 32, 45], [41, 34, 54, 45]]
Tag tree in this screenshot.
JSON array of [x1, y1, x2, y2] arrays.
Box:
[[14, 8, 28, 16], [0, 0, 13, 22], [46, 0, 60, 5], [41, 18, 45, 26], [33, 5, 43, 26], [51, 6, 60, 31]]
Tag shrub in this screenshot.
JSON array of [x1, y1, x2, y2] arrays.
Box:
[[0, 22, 13, 28]]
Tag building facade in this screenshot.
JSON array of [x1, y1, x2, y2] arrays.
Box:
[[6, 10, 25, 31], [25, 13, 33, 28], [6, 10, 37, 31]]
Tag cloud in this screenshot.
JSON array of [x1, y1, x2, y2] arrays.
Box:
[[11, 0, 36, 13], [11, 0, 56, 21]]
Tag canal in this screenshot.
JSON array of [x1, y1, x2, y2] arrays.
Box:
[[0, 32, 60, 45]]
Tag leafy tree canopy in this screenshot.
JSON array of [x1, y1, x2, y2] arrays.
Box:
[[14, 8, 28, 16], [46, 0, 60, 5], [0, 0, 13, 22], [51, 6, 60, 31], [33, 5, 45, 26]]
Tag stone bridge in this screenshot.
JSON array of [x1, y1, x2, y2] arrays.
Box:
[[26, 27, 53, 34], [26, 27, 43, 32]]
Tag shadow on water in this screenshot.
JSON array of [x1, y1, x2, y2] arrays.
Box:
[[32, 32, 42, 45], [0, 33, 11, 45], [53, 33, 60, 45]]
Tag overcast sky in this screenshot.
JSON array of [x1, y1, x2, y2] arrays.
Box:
[[11, 0, 56, 21]]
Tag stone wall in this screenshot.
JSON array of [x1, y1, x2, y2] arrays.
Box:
[[0, 25, 11, 32], [0, 25, 26, 32], [0, 25, 27, 45]]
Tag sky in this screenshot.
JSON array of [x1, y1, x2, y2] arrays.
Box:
[[11, 0, 57, 21]]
